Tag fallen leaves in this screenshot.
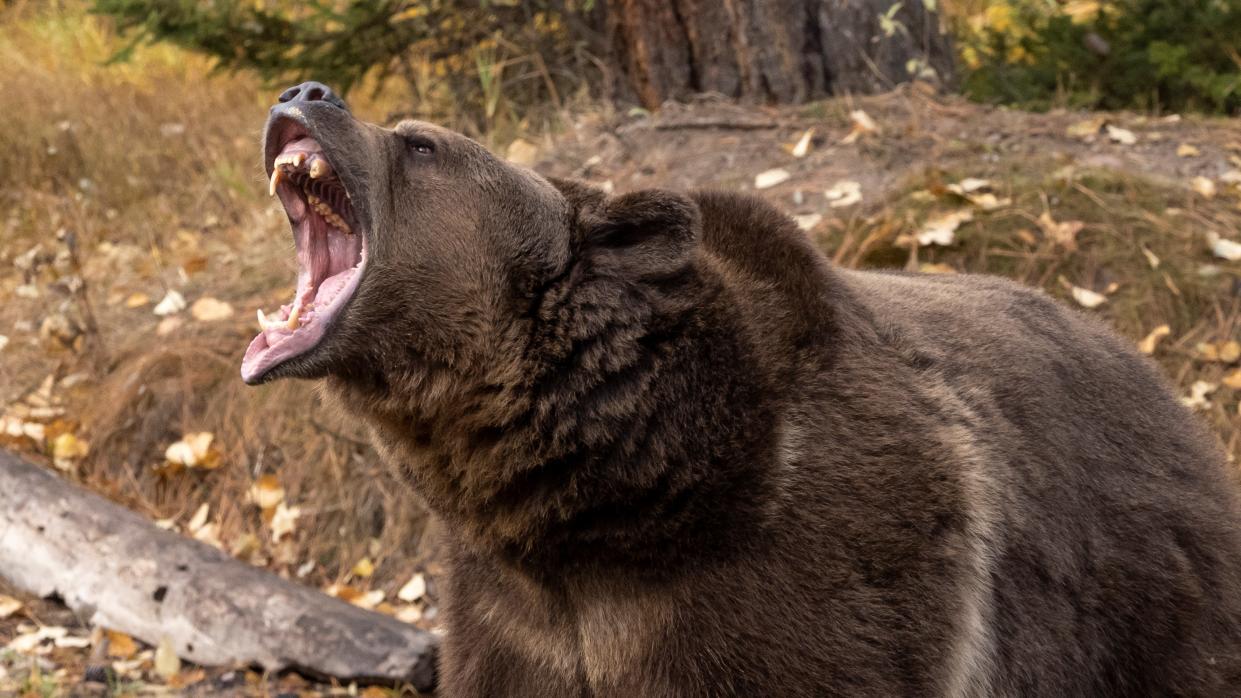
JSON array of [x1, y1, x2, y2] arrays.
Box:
[[1207, 232, 1241, 261], [398, 573, 427, 603], [154, 636, 181, 680], [824, 180, 862, 208], [505, 138, 539, 166], [351, 557, 376, 579], [1197, 340, 1241, 364], [1137, 325, 1171, 355], [7, 626, 67, 653], [1067, 285, 1107, 309], [51, 432, 89, 472], [326, 584, 385, 611], [163, 432, 221, 471], [1058, 276, 1115, 309], [1176, 143, 1201, 158], [1038, 212, 1086, 250], [789, 128, 814, 158], [792, 213, 822, 231], [249, 474, 285, 511], [841, 109, 880, 144], [916, 210, 974, 247], [1066, 116, 1107, 139], [754, 168, 791, 190], [1105, 124, 1137, 145], [270, 502, 301, 543], [0, 594, 22, 620], [152, 289, 186, 316], [106, 630, 138, 659], [1183, 380, 1217, 410], [189, 296, 234, 322], [1192, 176, 1217, 200]]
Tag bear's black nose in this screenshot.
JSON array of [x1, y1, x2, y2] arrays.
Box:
[[276, 81, 348, 112]]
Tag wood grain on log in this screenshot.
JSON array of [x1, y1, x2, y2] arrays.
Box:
[[0, 450, 438, 692]]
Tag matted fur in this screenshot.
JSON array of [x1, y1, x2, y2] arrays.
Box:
[[251, 91, 1241, 697]]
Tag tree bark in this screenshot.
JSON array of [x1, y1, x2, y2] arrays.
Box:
[[0, 450, 438, 692], [606, 0, 956, 109]]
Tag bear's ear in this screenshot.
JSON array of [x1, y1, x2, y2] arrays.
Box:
[[576, 189, 700, 279]]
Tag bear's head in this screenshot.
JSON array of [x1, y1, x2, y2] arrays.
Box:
[[242, 84, 700, 389]]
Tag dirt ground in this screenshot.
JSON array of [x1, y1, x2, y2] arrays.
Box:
[[5, 83, 1241, 694]]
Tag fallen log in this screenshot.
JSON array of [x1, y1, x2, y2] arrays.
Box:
[[0, 449, 438, 692]]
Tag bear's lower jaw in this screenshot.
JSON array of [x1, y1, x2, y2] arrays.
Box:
[[241, 132, 366, 384]]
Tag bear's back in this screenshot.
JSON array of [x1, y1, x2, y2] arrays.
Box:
[[694, 190, 1241, 694]]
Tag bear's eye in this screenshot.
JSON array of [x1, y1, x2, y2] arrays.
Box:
[[406, 137, 435, 156]]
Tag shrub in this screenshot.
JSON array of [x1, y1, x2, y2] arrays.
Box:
[[91, 0, 602, 135], [954, 0, 1241, 114]]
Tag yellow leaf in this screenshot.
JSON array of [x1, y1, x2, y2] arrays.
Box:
[[1137, 325, 1171, 355], [0, 594, 22, 620], [248, 474, 285, 511], [1067, 117, 1106, 139], [187, 503, 210, 534], [124, 292, 150, 308], [1224, 368, 1241, 390], [351, 557, 375, 579], [1177, 143, 1201, 158], [1220, 340, 1241, 364], [154, 635, 181, 681], [789, 128, 815, 158], [106, 630, 138, 659], [1193, 176, 1217, 199]]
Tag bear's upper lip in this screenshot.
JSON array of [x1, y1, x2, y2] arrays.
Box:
[[240, 115, 367, 384]]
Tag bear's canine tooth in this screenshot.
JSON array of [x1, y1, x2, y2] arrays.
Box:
[[286, 300, 302, 330], [310, 158, 329, 179], [268, 168, 283, 197], [257, 308, 286, 332]]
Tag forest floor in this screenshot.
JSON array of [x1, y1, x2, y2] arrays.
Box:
[[6, 9, 1241, 698]]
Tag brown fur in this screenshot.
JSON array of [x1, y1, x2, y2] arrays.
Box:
[[254, 93, 1241, 696]]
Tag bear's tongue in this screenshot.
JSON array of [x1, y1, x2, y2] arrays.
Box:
[[241, 136, 366, 383]]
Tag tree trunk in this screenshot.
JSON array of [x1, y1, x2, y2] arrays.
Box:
[[0, 450, 438, 692], [606, 0, 956, 109]]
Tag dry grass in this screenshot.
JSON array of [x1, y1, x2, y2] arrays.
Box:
[[0, 1, 436, 601]]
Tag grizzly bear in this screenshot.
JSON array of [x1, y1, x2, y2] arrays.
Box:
[[244, 82, 1241, 696]]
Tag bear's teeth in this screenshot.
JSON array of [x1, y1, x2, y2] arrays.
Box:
[[274, 152, 306, 169], [256, 308, 287, 332], [286, 300, 302, 330], [269, 167, 283, 197], [310, 158, 330, 179]]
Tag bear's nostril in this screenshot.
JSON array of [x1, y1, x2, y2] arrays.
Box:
[[274, 81, 349, 112]]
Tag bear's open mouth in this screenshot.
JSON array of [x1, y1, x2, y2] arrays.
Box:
[[241, 124, 366, 383]]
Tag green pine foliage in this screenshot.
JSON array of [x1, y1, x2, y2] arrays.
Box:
[[91, 0, 599, 133]]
